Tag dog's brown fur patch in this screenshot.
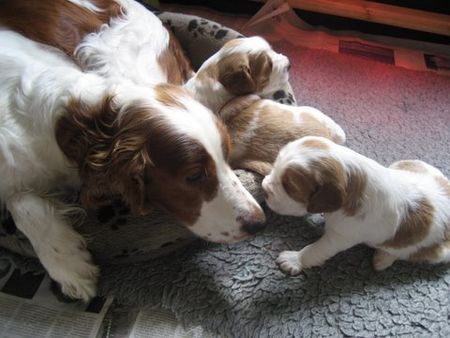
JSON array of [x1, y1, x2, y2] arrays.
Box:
[[409, 225, 450, 262], [154, 83, 189, 109], [302, 138, 330, 150], [158, 26, 193, 85], [0, 0, 122, 56], [408, 244, 443, 263], [382, 198, 434, 248], [218, 94, 261, 122], [342, 167, 367, 216], [236, 159, 273, 176]]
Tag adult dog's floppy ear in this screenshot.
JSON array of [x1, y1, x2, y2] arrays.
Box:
[[56, 96, 118, 209], [56, 96, 153, 213], [217, 54, 256, 95]]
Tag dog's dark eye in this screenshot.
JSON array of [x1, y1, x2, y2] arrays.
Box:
[[185, 170, 206, 183]]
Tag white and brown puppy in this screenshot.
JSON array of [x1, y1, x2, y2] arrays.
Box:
[[262, 136, 450, 275], [218, 95, 346, 176], [185, 37, 291, 113]]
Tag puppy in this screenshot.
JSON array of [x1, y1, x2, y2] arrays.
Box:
[[185, 36, 291, 113], [218, 95, 346, 176], [262, 136, 450, 275]]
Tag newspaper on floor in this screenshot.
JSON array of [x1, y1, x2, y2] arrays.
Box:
[[242, 0, 450, 76], [101, 304, 217, 338], [0, 259, 113, 338], [0, 258, 215, 338]]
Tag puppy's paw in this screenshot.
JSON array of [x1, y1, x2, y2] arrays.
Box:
[[373, 249, 396, 271], [276, 251, 302, 276]]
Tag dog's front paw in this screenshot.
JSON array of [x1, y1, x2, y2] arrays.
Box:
[[55, 261, 99, 302], [43, 235, 99, 302], [276, 251, 302, 276]]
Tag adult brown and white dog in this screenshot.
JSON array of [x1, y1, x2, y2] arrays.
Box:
[[0, 26, 265, 301], [218, 95, 346, 176], [0, 0, 193, 86], [262, 136, 450, 275], [185, 37, 291, 113]]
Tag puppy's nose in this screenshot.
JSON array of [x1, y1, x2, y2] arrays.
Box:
[[241, 220, 267, 235]]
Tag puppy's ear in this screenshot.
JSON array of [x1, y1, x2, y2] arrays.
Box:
[[281, 165, 316, 204], [306, 159, 346, 214], [307, 181, 344, 213], [248, 52, 273, 91], [217, 54, 256, 95]]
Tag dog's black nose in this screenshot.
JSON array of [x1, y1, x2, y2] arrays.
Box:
[[286, 61, 291, 71], [241, 221, 267, 235]]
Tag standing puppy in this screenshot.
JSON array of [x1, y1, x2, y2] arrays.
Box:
[[262, 136, 450, 275], [218, 95, 346, 176]]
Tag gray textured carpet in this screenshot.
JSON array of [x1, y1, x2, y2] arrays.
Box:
[[98, 45, 450, 337]]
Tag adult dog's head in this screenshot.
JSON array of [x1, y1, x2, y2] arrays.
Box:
[[56, 83, 266, 242]]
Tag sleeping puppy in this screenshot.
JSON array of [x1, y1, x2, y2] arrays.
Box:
[[218, 95, 346, 176], [185, 36, 291, 113], [262, 136, 450, 275]]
